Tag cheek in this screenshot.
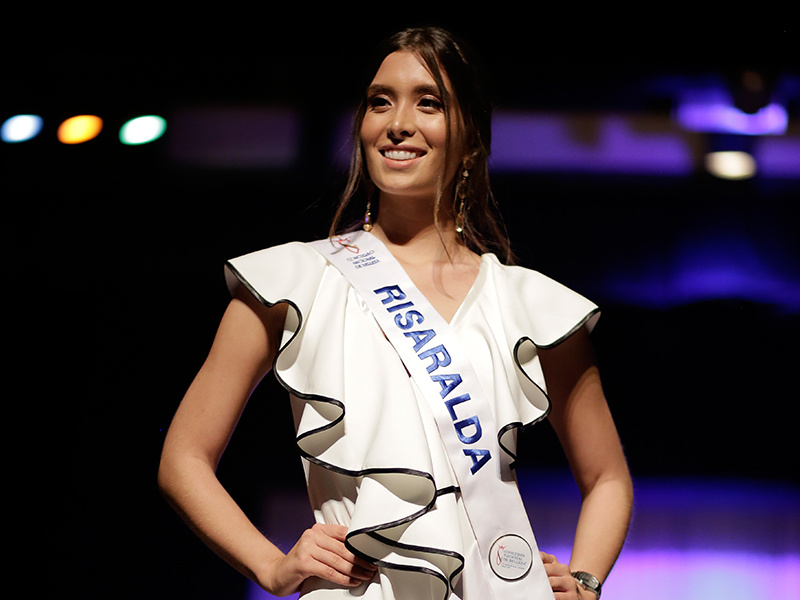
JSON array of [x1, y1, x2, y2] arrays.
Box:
[[360, 114, 382, 146], [359, 119, 378, 173]]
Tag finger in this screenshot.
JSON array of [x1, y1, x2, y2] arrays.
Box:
[[310, 526, 375, 572], [543, 561, 570, 577], [313, 522, 349, 541], [306, 529, 377, 583], [311, 524, 378, 573], [539, 551, 556, 564], [296, 549, 371, 587], [547, 573, 577, 591]]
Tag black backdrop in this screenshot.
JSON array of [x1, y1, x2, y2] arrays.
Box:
[[5, 16, 798, 599]]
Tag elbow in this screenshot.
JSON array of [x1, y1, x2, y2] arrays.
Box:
[[580, 461, 634, 510], [156, 439, 218, 507], [157, 442, 186, 504], [157, 449, 175, 501]]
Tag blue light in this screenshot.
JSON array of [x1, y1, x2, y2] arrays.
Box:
[[1, 114, 43, 143], [596, 226, 800, 313]]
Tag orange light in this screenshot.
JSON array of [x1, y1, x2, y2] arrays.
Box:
[[57, 115, 104, 144]]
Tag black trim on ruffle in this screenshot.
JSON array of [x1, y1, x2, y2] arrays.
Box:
[[225, 260, 466, 600], [500, 307, 601, 468], [531, 308, 601, 350], [224, 259, 600, 599]]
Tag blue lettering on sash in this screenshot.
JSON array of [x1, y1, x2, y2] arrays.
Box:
[[387, 301, 414, 313], [374, 283, 492, 475], [431, 374, 462, 398], [375, 285, 407, 304], [418, 344, 451, 373], [404, 329, 437, 352], [394, 310, 424, 330], [443, 393, 470, 419], [464, 449, 492, 474], [454, 416, 482, 444]]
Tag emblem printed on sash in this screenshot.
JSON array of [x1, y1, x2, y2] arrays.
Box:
[[489, 535, 533, 580]]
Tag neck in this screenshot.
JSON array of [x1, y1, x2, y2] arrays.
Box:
[[370, 192, 469, 266]]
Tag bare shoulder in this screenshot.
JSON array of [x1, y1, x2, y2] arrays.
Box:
[[214, 287, 289, 369]]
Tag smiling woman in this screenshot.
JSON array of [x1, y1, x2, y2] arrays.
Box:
[[330, 27, 505, 264], [360, 51, 458, 206], [159, 25, 632, 600]]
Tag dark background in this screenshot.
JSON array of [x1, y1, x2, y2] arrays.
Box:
[[5, 14, 798, 599]]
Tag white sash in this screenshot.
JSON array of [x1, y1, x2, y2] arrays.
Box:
[[308, 231, 554, 600]]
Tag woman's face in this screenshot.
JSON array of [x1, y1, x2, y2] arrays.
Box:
[[360, 50, 464, 204]]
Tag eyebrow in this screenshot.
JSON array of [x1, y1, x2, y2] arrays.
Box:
[[367, 83, 442, 98]]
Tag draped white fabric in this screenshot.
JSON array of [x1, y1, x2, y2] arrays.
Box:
[[225, 242, 599, 600]]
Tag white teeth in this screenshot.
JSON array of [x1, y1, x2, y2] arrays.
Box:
[[382, 150, 421, 160]]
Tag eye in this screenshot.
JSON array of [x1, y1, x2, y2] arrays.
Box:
[[367, 95, 391, 111], [419, 96, 443, 112]]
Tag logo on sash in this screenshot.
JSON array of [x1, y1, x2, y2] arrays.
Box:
[[489, 535, 533, 580]]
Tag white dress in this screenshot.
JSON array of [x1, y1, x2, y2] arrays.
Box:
[[225, 241, 599, 600]]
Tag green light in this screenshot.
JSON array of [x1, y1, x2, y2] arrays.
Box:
[[119, 115, 167, 145]]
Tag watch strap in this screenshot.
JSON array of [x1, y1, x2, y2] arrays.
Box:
[[571, 571, 602, 598]]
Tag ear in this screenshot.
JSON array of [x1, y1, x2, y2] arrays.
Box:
[[461, 150, 477, 171], [461, 152, 476, 171]]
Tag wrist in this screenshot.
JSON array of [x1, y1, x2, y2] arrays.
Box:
[[254, 547, 289, 595], [572, 571, 602, 599]]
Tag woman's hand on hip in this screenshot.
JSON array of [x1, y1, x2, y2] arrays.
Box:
[[262, 523, 378, 595], [540, 551, 597, 600]]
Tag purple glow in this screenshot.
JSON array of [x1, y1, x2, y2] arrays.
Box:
[[246, 474, 799, 600], [755, 135, 800, 178], [167, 106, 301, 169], [245, 551, 800, 600], [602, 550, 799, 600], [489, 112, 695, 175], [675, 89, 788, 135], [676, 102, 788, 135]]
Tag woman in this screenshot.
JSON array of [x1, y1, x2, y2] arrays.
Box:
[[159, 27, 633, 600]]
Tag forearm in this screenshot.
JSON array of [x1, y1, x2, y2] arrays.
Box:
[[158, 451, 283, 590], [568, 473, 633, 583]]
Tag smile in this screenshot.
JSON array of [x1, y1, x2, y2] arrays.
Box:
[[381, 149, 426, 161]]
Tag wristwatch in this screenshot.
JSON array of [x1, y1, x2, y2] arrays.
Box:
[[572, 571, 602, 598]]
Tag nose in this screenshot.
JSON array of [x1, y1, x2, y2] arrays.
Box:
[[387, 102, 415, 141]]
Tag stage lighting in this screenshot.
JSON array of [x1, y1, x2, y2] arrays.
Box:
[[57, 115, 103, 144], [705, 150, 757, 180], [1, 114, 43, 143], [674, 87, 787, 136], [119, 115, 166, 145]]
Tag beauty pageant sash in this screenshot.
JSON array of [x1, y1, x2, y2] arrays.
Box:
[[308, 231, 554, 600]]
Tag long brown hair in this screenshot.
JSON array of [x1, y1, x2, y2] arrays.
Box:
[[329, 26, 514, 264]]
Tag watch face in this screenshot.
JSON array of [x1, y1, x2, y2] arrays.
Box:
[[573, 571, 601, 593]]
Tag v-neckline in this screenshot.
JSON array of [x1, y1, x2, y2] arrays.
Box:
[[339, 230, 491, 326], [445, 253, 490, 326], [382, 242, 491, 325]]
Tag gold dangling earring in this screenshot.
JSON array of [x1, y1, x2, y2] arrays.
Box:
[[455, 167, 469, 234], [363, 200, 373, 232]]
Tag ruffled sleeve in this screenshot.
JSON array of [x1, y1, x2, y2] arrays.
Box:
[[221, 245, 600, 600], [475, 255, 600, 463], [493, 258, 600, 349], [224, 241, 327, 304], [223, 242, 469, 600]]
